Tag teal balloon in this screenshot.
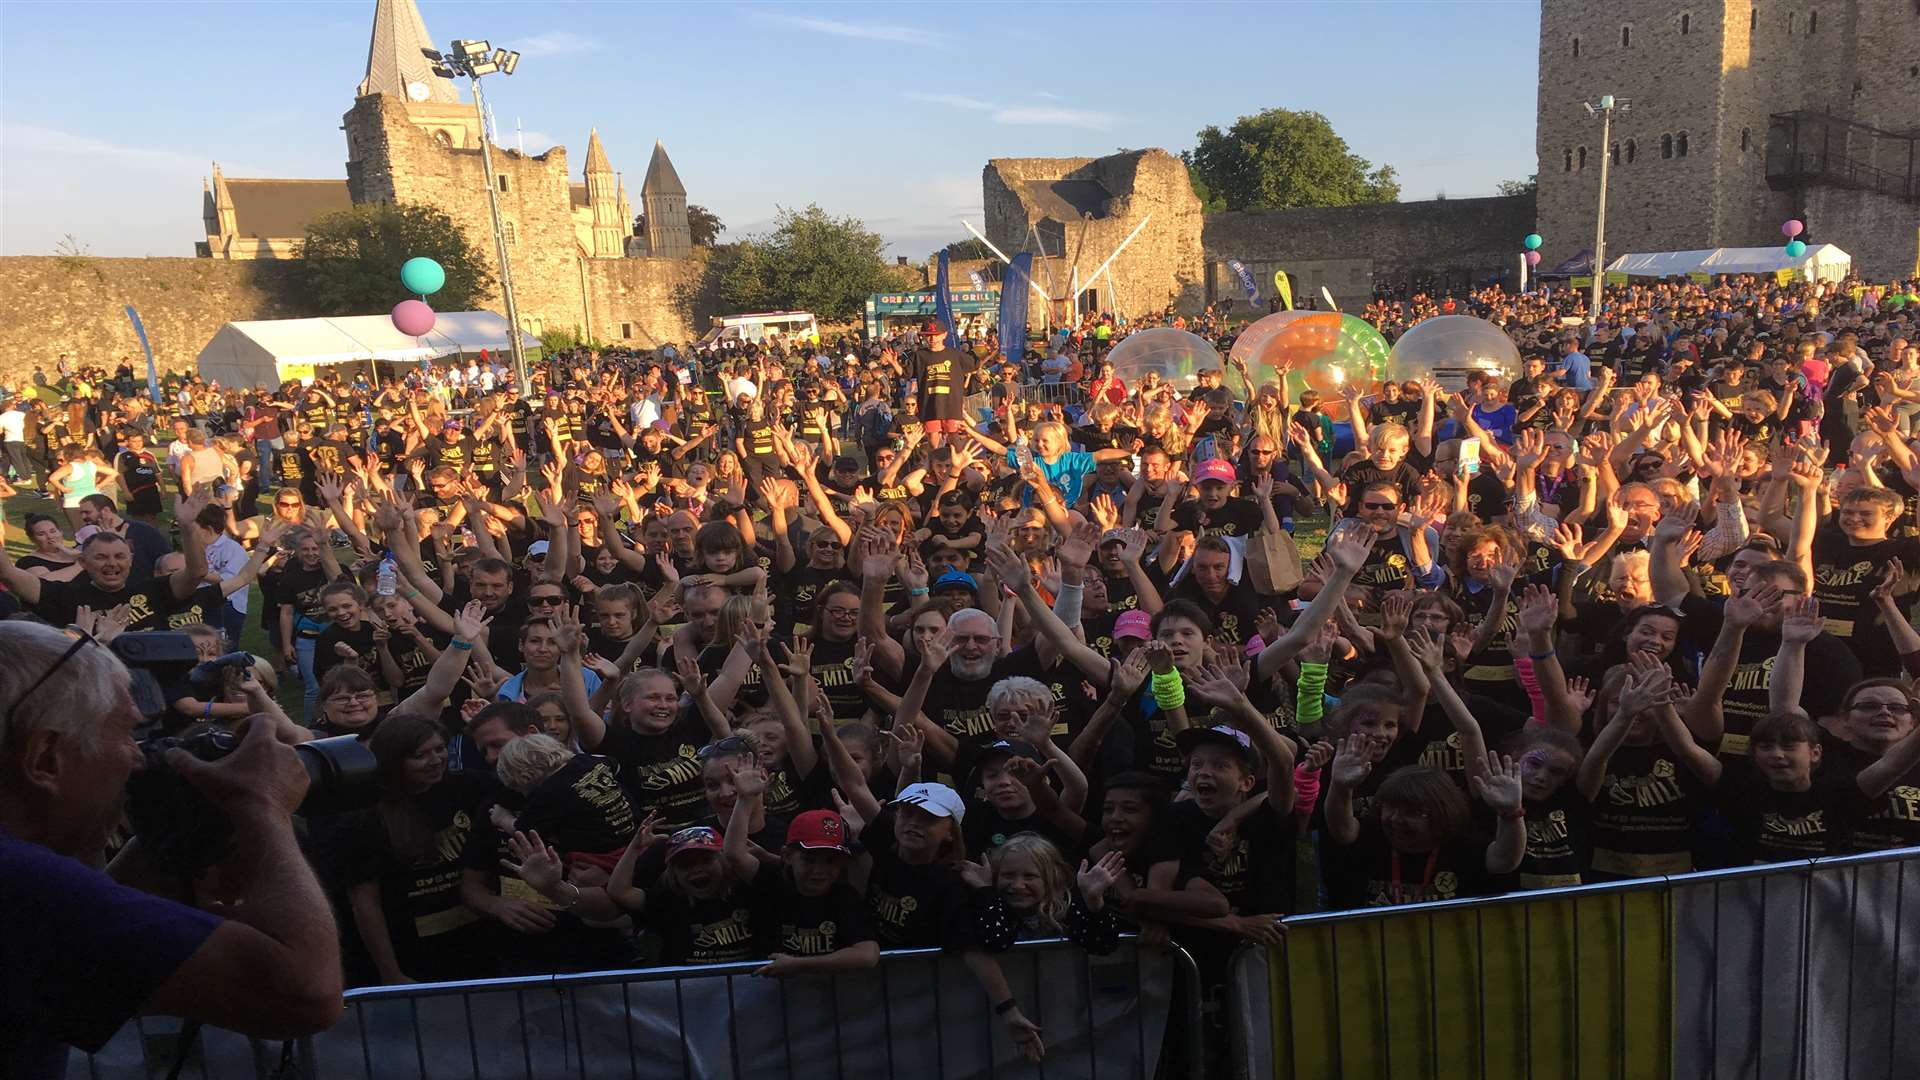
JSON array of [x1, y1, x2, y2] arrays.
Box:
[[1784, 240, 1808, 259], [1523, 233, 1543, 251], [400, 257, 446, 296]]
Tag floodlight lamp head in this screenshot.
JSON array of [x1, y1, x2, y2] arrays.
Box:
[[460, 39, 491, 57], [1599, 94, 1615, 110], [421, 47, 443, 61], [468, 60, 498, 76], [499, 50, 519, 76], [430, 65, 456, 79]]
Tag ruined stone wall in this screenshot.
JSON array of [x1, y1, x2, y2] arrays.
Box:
[[983, 150, 1205, 317], [0, 257, 301, 380], [1203, 195, 1536, 307]]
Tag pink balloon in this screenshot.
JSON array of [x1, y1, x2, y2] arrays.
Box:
[[1524, 251, 1542, 267], [391, 299, 436, 337], [1782, 219, 1805, 238]]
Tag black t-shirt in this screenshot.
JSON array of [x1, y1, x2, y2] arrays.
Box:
[[860, 803, 991, 949], [335, 771, 500, 980], [511, 755, 637, 855], [1169, 497, 1265, 541], [1165, 798, 1299, 916], [1339, 459, 1426, 516], [773, 564, 851, 636], [1716, 768, 1874, 864], [313, 622, 380, 686], [1324, 820, 1500, 909], [1586, 741, 1709, 878], [268, 561, 333, 638], [439, 592, 528, 672], [1681, 593, 1861, 756], [643, 880, 761, 965], [1518, 784, 1592, 889], [808, 635, 867, 724], [1807, 529, 1920, 676], [918, 646, 1055, 752], [911, 347, 979, 420], [751, 860, 875, 958], [591, 709, 713, 830], [1830, 747, 1920, 853], [32, 575, 180, 631], [962, 800, 1081, 859]]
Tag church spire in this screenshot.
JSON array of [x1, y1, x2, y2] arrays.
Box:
[[584, 128, 612, 175], [358, 0, 458, 104], [642, 140, 686, 197]]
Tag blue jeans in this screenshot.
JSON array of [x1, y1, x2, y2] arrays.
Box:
[[295, 636, 319, 723]]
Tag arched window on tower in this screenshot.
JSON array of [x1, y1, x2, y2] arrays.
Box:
[[1677, 132, 1690, 157], [433, 130, 451, 148], [1788, 12, 1796, 34], [1611, 143, 1620, 165], [1572, 36, 1580, 57], [1621, 25, 1632, 48], [1577, 146, 1587, 170], [1682, 13, 1691, 34], [1662, 134, 1675, 159], [1564, 149, 1574, 172], [1808, 10, 1818, 33], [1626, 139, 1638, 162], [1741, 128, 1751, 151]]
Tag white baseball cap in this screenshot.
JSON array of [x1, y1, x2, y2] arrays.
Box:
[[894, 782, 966, 823]]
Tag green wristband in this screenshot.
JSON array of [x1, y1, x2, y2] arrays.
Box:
[[1151, 670, 1185, 711]]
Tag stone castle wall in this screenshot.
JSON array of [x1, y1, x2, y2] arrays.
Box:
[[0, 257, 301, 381], [1203, 195, 1537, 307], [1537, 0, 1918, 280]]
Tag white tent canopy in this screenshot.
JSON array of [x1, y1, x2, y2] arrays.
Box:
[[1604, 243, 1852, 283], [196, 311, 538, 389]]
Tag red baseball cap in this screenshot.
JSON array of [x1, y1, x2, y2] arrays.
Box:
[[921, 319, 946, 336], [786, 810, 852, 853]]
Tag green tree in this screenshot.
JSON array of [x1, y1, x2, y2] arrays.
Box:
[[634, 203, 725, 248], [1496, 174, 1539, 196], [1186, 108, 1400, 212], [717, 205, 892, 322], [297, 202, 493, 316]]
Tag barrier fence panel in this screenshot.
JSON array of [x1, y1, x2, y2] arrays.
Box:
[[76, 937, 1199, 1080], [1234, 846, 1920, 1080]]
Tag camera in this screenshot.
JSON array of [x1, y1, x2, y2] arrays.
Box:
[[113, 632, 382, 873]]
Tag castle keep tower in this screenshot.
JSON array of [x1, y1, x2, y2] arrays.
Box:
[[1536, 1, 1919, 280]]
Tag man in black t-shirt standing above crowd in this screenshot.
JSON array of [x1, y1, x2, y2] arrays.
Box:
[[907, 320, 978, 447]]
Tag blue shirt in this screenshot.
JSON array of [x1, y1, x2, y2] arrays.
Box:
[[1558, 350, 1593, 391], [1006, 448, 1099, 506], [1, 826, 221, 1077]]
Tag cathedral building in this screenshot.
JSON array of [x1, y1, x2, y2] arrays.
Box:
[[198, 0, 698, 344]]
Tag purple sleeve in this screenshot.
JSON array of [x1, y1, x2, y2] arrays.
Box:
[[1, 831, 222, 1053]]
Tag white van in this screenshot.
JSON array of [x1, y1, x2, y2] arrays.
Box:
[[698, 311, 820, 347]]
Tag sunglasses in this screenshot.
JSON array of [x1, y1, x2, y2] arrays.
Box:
[[697, 734, 753, 760], [529, 595, 565, 606]]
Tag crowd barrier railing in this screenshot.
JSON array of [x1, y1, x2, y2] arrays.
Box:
[[76, 936, 1201, 1080], [1230, 845, 1920, 1080]]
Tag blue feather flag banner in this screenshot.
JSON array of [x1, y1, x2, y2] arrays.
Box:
[[1227, 259, 1260, 305], [999, 252, 1033, 363], [935, 249, 960, 341]]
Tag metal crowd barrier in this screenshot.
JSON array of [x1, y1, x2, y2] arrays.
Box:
[[1231, 845, 1920, 1080], [77, 936, 1201, 1080]]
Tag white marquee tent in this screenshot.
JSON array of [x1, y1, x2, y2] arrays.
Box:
[[1604, 243, 1852, 283], [196, 311, 538, 389]]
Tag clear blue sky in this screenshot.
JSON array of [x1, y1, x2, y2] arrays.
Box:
[[0, 1, 1541, 259]]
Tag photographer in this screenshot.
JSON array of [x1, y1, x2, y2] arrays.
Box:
[[0, 621, 342, 1077]]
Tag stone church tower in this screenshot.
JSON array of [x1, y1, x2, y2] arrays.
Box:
[[1535, 0, 1918, 279], [643, 141, 692, 259]]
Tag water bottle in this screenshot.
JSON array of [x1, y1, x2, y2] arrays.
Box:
[[377, 557, 397, 597], [1014, 434, 1034, 471]]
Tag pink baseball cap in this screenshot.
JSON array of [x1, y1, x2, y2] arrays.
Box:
[[1194, 459, 1236, 485], [1114, 609, 1152, 640]]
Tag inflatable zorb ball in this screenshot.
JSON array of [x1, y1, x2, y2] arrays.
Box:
[[1387, 315, 1522, 392], [1105, 328, 1222, 390]]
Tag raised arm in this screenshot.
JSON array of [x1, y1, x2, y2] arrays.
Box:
[[1254, 521, 1374, 682], [982, 530, 1112, 687]]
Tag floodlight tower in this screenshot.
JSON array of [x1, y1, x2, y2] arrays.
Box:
[[426, 39, 529, 394], [1583, 94, 1630, 324]]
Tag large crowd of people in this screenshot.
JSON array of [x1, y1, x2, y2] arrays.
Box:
[[5, 268, 1920, 1072]]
